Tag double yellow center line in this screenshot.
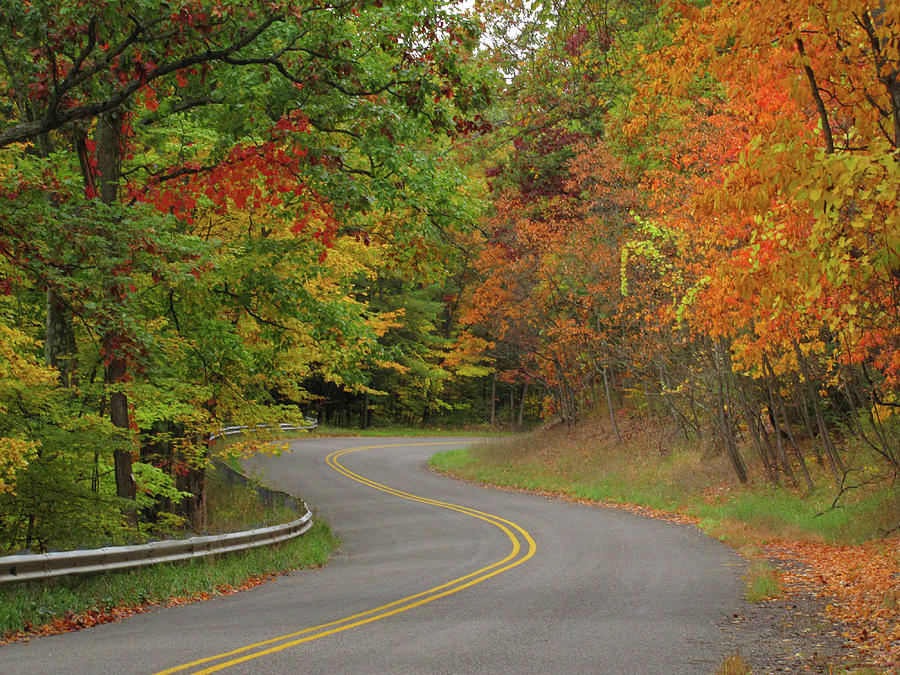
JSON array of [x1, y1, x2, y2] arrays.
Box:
[[156, 442, 537, 674]]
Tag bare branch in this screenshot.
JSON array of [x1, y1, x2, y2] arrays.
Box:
[[0, 15, 283, 149]]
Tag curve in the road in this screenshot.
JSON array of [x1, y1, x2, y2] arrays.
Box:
[[156, 442, 537, 675]]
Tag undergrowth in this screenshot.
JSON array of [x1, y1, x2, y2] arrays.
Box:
[[205, 470, 297, 533]]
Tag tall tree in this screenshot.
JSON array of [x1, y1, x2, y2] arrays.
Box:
[[0, 0, 495, 538]]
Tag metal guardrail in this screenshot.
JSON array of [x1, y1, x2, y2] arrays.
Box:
[[0, 418, 318, 585], [0, 513, 312, 585], [209, 418, 319, 441]]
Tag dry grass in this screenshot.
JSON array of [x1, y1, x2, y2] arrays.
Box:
[[461, 409, 736, 513], [716, 653, 752, 675]]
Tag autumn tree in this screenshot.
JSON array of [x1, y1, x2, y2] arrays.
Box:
[[617, 0, 900, 480], [461, 0, 899, 488], [456, 0, 656, 424], [0, 0, 495, 545]]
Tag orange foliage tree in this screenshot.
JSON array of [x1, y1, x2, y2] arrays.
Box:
[[620, 0, 900, 479], [462, 0, 899, 485]]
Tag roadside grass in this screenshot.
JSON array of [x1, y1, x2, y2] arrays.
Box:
[[0, 468, 340, 641], [205, 469, 297, 533], [428, 410, 899, 548], [694, 485, 900, 548], [744, 561, 782, 602]]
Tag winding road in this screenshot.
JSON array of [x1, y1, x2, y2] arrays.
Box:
[[2, 437, 746, 673]]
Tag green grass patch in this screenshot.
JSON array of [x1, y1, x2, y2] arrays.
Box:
[[0, 518, 339, 640], [691, 484, 900, 546], [430, 447, 689, 511], [744, 561, 782, 602], [205, 469, 297, 533], [428, 447, 474, 471]]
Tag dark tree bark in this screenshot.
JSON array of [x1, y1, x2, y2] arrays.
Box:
[[94, 110, 137, 512], [517, 380, 529, 429], [734, 375, 778, 484], [490, 371, 497, 426], [44, 289, 78, 387], [603, 366, 622, 443], [713, 341, 747, 483], [176, 463, 207, 533]]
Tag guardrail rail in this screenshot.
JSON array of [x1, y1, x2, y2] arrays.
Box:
[[0, 418, 318, 585]]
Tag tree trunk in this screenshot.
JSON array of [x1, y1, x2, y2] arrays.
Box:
[[760, 370, 792, 483], [790, 372, 825, 468], [177, 464, 207, 532], [490, 372, 496, 426], [793, 342, 844, 481], [44, 288, 78, 387], [658, 362, 690, 441], [603, 366, 622, 443], [94, 110, 138, 514], [762, 354, 812, 489], [95, 112, 121, 203], [734, 375, 778, 484], [517, 381, 528, 429], [360, 393, 369, 429], [713, 341, 747, 483], [105, 333, 136, 499]]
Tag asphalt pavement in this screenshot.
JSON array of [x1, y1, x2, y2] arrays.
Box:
[[0, 437, 746, 674]]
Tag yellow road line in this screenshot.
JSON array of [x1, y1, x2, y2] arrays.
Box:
[[155, 442, 536, 675]]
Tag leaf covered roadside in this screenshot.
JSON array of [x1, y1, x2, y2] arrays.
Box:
[[5, 571, 286, 644], [766, 541, 900, 669]]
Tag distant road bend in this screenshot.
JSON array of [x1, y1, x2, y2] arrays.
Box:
[[1, 437, 746, 674]]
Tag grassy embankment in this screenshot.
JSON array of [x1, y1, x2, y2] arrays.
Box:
[[0, 467, 340, 641], [429, 410, 899, 545], [429, 409, 900, 667]]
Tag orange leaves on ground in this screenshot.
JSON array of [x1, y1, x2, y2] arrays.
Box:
[[767, 540, 900, 668], [0, 568, 299, 645]]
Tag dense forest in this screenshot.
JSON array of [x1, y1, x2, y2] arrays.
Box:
[[1, 0, 897, 551]]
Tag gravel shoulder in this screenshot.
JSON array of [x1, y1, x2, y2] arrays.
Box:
[[723, 566, 857, 673]]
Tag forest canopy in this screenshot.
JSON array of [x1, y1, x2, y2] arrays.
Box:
[[1, 0, 897, 551]]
